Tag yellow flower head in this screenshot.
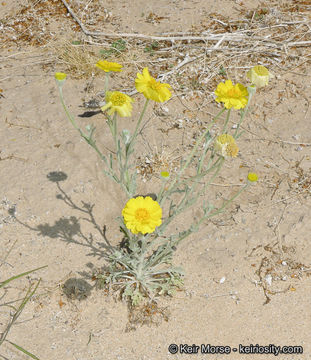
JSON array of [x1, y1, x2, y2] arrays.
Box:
[[247, 172, 258, 182], [101, 91, 133, 117], [96, 60, 123, 73], [55, 72, 67, 81], [55, 72, 67, 87], [214, 134, 239, 158], [247, 65, 272, 88], [215, 80, 248, 109], [122, 196, 162, 234], [160, 171, 170, 179], [135, 67, 171, 102]]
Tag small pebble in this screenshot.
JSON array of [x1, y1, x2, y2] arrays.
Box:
[[177, 119, 183, 128], [219, 276, 226, 284], [265, 274, 272, 286]]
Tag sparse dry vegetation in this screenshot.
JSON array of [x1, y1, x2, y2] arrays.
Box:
[[1, 0, 311, 358]]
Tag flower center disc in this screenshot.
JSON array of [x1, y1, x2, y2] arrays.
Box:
[[135, 208, 150, 222], [227, 88, 240, 98], [148, 78, 161, 90], [111, 92, 126, 106]]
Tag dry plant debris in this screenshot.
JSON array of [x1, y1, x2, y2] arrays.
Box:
[[126, 300, 170, 331], [50, 0, 311, 92], [53, 40, 99, 79], [136, 149, 181, 182], [289, 157, 311, 197], [0, 0, 73, 47], [249, 242, 311, 305], [1, 0, 310, 94]]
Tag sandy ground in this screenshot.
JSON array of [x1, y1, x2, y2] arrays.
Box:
[[1, 0, 311, 359]]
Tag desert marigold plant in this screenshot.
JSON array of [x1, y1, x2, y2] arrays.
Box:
[[247, 65, 273, 88], [160, 171, 170, 179], [122, 196, 162, 234], [96, 59, 123, 72], [55, 72, 67, 81], [215, 80, 248, 109], [55, 62, 266, 306], [214, 134, 239, 158], [101, 91, 134, 117], [135, 67, 171, 102], [247, 172, 259, 182], [55, 72, 67, 88]]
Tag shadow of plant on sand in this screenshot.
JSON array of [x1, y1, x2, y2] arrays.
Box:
[[14, 171, 114, 261]]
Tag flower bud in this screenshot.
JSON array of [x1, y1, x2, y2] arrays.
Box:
[[247, 66, 273, 88], [55, 72, 67, 87], [247, 172, 258, 182]]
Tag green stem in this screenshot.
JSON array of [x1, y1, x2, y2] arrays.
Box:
[[197, 134, 216, 174], [130, 98, 150, 148], [222, 108, 231, 133], [59, 88, 85, 137], [136, 235, 147, 280], [112, 112, 117, 144], [121, 98, 150, 196], [157, 179, 167, 203], [106, 114, 113, 137], [208, 183, 249, 218], [58, 85, 120, 185], [233, 107, 247, 139], [180, 155, 221, 186], [105, 72, 110, 93], [168, 180, 248, 249], [159, 108, 225, 206], [158, 156, 223, 236], [197, 149, 207, 175], [234, 86, 255, 138], [88, 138, 106, 161], [200, 149, 215, 177]]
